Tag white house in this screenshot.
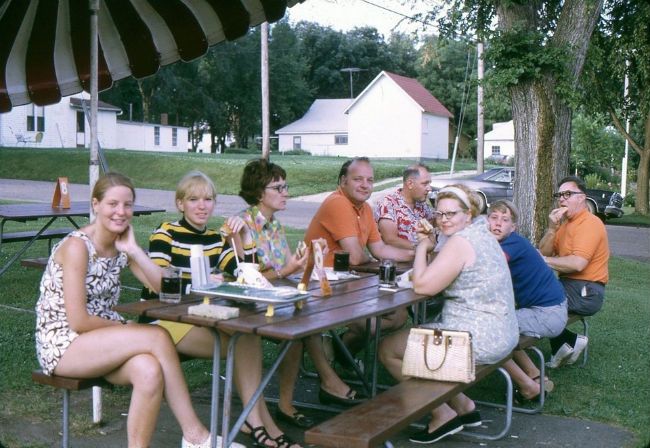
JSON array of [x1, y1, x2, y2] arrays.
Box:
[[0, 93, 188, 152], [484, 120, 514, 161], [276, 99, 353, 155], [276, 71, 452, 159]]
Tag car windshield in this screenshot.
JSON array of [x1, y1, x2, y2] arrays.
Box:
[[474, 168, 513, 183]]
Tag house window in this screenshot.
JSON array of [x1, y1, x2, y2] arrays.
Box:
[[334, 134, 348, 145], [293, 136, 301, 150], [491, 145, 501, 155], [27, 106, 45, 131], [172, 128, 177, 146], [154, 126, 160, 146], [76, 111, 85, 132]]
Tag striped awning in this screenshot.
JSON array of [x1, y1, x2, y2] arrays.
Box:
[[0, 0, 303, 112]]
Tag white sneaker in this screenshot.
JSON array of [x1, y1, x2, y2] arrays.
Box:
[[182, 434, 245, 448], [567, 335, 588, 365], [546, 343, 574, 369]]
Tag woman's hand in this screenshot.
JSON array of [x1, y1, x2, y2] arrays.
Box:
[[287, 246, 309, 273], [115, 224, 138, 256], [225, 216, 253, 246]]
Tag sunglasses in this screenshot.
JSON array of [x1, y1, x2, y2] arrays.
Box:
[[433, 209, 464, 220], [265, 184, 289, 193], [552, 191, 584, 200]]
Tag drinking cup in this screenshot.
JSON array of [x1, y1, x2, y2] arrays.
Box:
[[333, 250, 350, 272], [379, 259, 397, 286], [160, 266, 182, 303]]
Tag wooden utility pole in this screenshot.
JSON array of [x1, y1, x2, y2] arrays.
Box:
[[476, 41, 485, 174], [261, 22, 270, 160]]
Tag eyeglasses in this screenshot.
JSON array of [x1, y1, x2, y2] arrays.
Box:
[[552, 191, 584, 200], [433, 209, 464, 220], [265, 184, 289, 193]]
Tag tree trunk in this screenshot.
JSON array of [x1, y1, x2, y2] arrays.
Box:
[[497, 0, 602, 242], [636, 113, 650, 214]]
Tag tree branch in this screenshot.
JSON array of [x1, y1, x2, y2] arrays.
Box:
[[608, 108, 644, 156]]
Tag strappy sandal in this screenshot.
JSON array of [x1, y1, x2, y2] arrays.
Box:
[[242, 421, 276, 447], [274, 433, 302, 448], [532, 375, 555, 393]]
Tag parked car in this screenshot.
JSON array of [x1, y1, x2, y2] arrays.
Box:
[[429, 167, 624, 219]]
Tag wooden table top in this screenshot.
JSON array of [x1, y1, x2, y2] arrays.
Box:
[[0, 201, 165, 220], [115, 275, 427, 341]]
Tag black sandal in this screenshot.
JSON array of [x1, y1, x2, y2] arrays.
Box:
[[242, 421, 276, 447], [275, 433, 302, 448]]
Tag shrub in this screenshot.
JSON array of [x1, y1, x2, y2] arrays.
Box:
[[624, 190, 636, 207], [281, 149, 312, 156], [584, 173, 605, 189]]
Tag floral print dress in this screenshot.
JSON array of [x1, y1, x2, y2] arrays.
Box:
[[35, 231, 127, 375]]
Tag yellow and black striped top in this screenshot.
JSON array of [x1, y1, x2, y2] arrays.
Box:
[[142, 218, 254, 299]]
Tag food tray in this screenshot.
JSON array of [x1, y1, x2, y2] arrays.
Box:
[[191, 282, 311, 305]]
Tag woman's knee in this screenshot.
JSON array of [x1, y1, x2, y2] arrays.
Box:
[[128, 354, 164, 393]]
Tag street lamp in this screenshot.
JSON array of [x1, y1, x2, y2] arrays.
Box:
[[340, 67, 365, 98]]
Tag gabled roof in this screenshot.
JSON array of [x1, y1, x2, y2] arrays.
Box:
[[69, 97, 121, 113], [484, 120, 514, 141], [276, 99, 353, 134], [345, 71, 453, 118]]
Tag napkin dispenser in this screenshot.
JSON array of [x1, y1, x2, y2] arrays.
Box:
[[190, 245, 211, 288]]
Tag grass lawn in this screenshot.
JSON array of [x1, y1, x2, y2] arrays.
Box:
[[0, 147, 476, 197], [0, 208, 649, 447]]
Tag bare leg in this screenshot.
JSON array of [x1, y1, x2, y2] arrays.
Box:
[[513, 350, 542, 378], [277, 341, 303, 416], [54, 324, 208, 445], [377, 327, 410, 382], [343, 308, 408, 356], [305, 334, 353, 397]]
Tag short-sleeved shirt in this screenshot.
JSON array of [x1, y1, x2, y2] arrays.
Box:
[[554, 209, 609, 284], [500, 231, 565, 309], [240, 206, 290, 272], [303, 188, 381, 267], [374, 189, 434, 244]]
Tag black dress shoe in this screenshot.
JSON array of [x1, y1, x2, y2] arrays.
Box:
[[276, 408, 315, 429], [408, 416, 464, 444], [318, 387, 366, 407]]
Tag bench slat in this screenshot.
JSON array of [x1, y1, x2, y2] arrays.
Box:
[[32, 370, 108, 391], [305, 360, 510, 448], [2, 227, 74, 243]]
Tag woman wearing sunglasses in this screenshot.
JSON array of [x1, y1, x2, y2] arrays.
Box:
[[379, 183, 519, 445]]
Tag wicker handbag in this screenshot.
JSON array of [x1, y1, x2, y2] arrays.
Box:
[[401, 327, 475, 383]]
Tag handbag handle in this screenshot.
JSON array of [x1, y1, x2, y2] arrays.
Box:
[[423, 329, 449, 371]]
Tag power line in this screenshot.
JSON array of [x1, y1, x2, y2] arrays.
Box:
[[358, 0, 437, 29]]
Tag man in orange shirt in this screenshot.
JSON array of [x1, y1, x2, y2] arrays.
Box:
[[303, 157, 414, 393], [304, 157, 415, 266], [539, 176, 609, 368]]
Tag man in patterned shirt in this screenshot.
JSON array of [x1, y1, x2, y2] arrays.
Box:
[[374, 163, 434, 249]]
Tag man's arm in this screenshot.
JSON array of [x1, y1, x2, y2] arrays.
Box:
[[538, 228, 556, 256], [543, 254, 588, 274], [367, 240, 415, 262], [338, 236, 372, 265], [377, 218, 414, 250]]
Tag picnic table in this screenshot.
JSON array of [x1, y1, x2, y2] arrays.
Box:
[[0, 201, 165, 279], [114, 273, 429, 448]]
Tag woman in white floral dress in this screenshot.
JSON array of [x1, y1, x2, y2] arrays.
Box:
[[379, 184, 519, 445], [35, 172, 217, 448]]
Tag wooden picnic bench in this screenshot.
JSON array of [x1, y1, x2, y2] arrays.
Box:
[[1, 227, 74, 252], [31, 370, 110, 448], [305, 355, 514, 448]]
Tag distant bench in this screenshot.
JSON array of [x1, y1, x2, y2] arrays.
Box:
[[305, 355, 514, 448], [1, 227, 73, 252]]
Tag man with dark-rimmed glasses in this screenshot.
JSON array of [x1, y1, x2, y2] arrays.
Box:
[[538, 176, 609, 368]]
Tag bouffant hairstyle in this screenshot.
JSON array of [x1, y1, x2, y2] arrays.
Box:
[[239, 158, 287, 205], [175, 171, 217, 210], [435, 183, 482, 218], [92, 172, 136, 202]]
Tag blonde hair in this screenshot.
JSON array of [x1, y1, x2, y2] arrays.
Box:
[[435, 183, 482, 218], [175, 171, 216, 208]]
